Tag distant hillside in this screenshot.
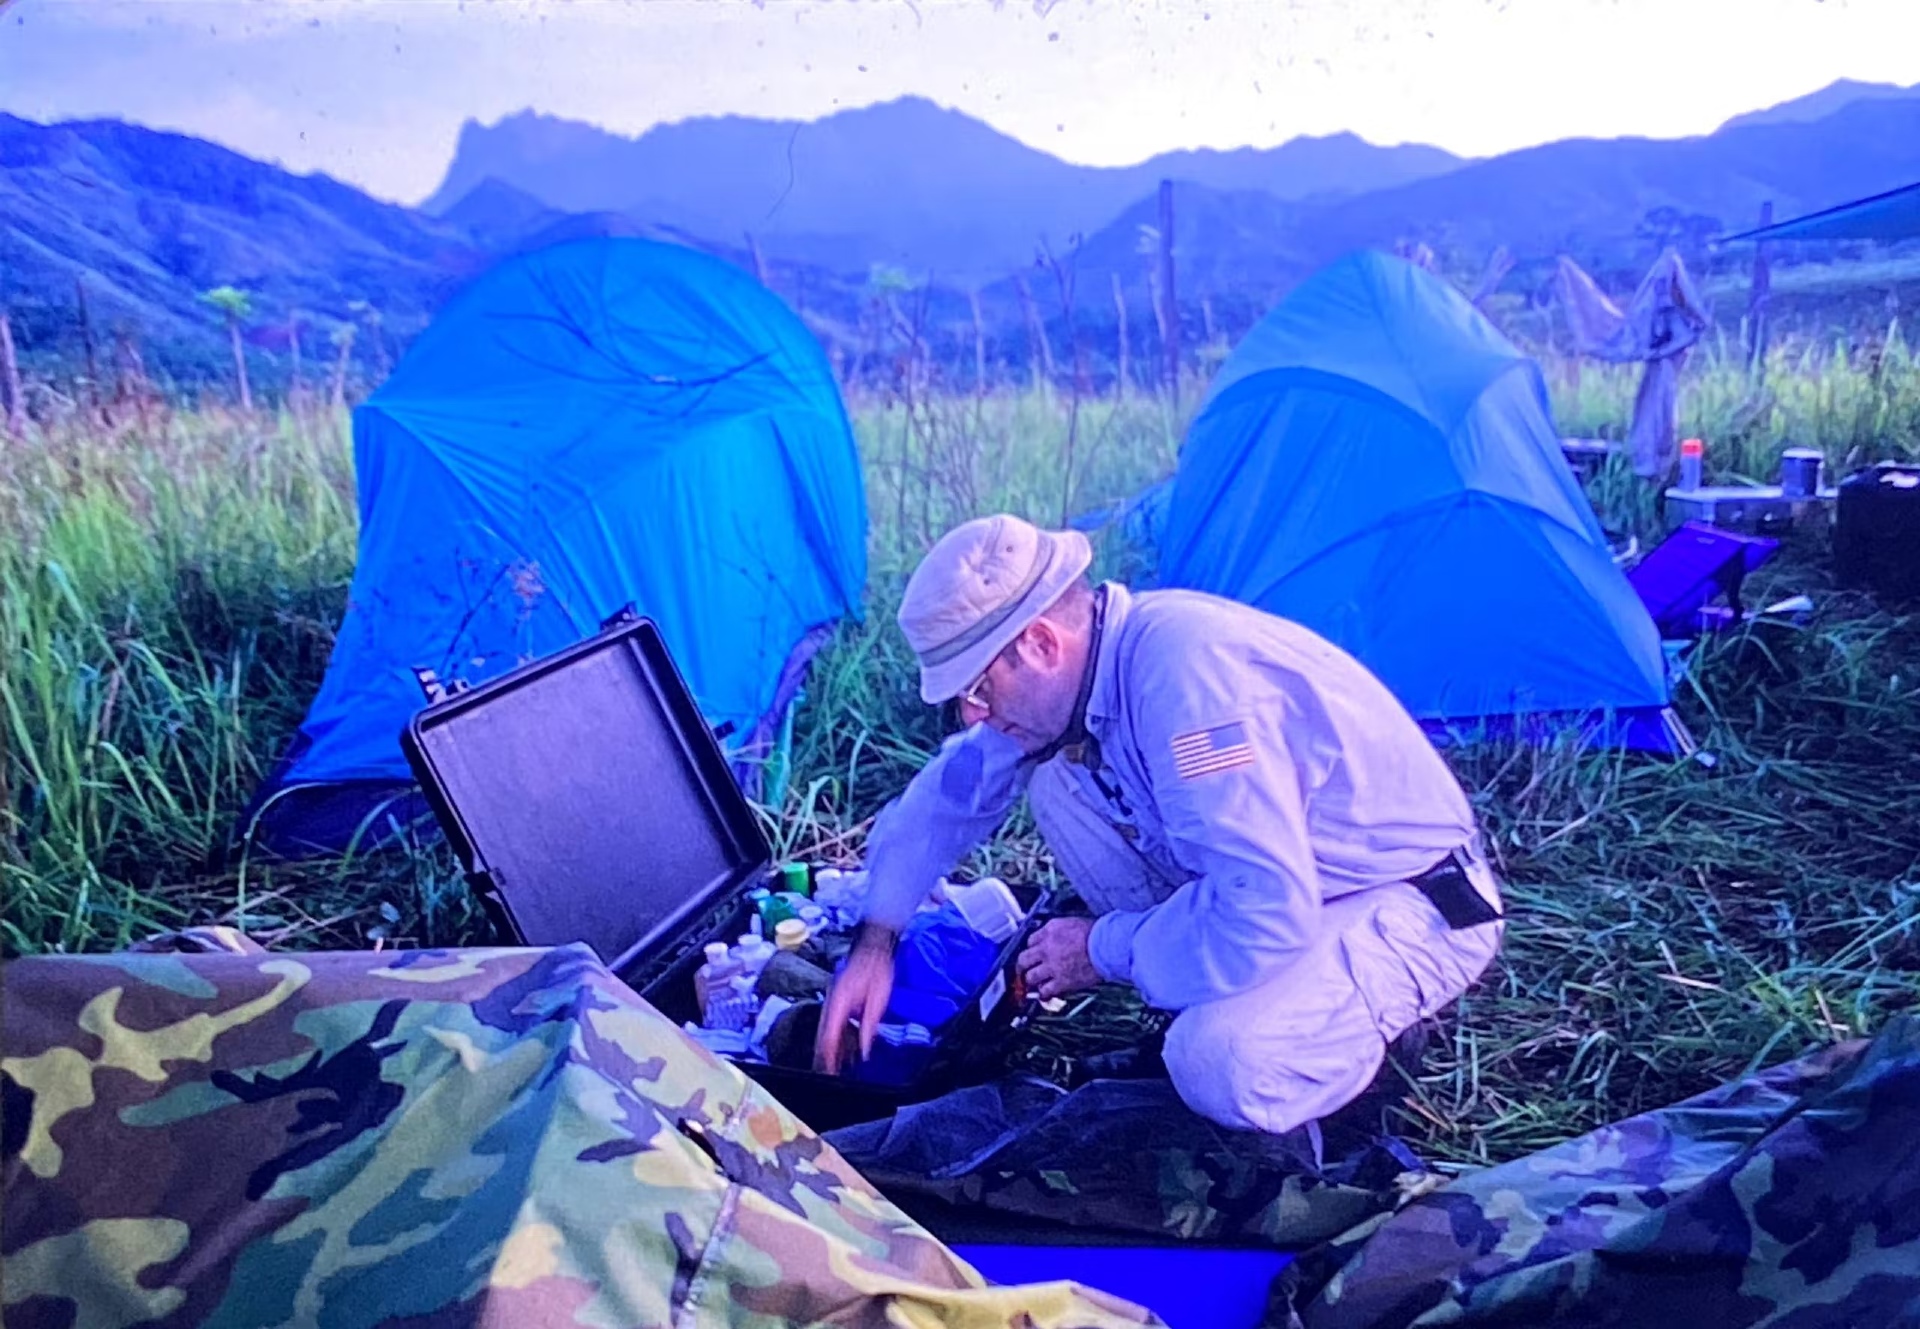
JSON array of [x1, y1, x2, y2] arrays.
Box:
[[0, 113, 488, 384], [0, 115, 902, 388], [1720, 78, 1920, 132], [995, 183, 1311, 311], [438, 177, 565, 251], [9, 75, 1920, 397], [422, 97, 1464, 279], [1275, 94, 1920, 281], [425, 84, 1920, 303], [1046, 92, 1920, 311], [1140, 134, 1465, 203]]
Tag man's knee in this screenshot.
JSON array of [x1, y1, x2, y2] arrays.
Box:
[[1162, 988, 1387, 1137], [1162, 1004, 1256, 1130]]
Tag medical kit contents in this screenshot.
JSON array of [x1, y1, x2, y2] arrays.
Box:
[[682, 867, 1026, 1088]]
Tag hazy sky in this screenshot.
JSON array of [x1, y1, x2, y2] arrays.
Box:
[[4, 0, 1919, 207]]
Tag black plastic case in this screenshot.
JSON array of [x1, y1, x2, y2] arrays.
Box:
[[399, 611, 1048, 1129], [1835, 462, 1920, 606]]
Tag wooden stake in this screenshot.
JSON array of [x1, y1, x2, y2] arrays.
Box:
[[75, 277, 100, 407], [1145, 262, 1168, 399], [1112, 271, 1130, 399], [1158, 179, 1179, 408], [745, 232, 770, 286], [1038, 242, 1090, 526], [970, 287, 988, 399], [116, 332, 154, 435], [227, 312, 253, 413], [0, 309, 24, 438], [1747, 201, 1774, 375], [330, 325, 356, 412], [288, 310, 305, 403], [1013, 273, 1055, 387]]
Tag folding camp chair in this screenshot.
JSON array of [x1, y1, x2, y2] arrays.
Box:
[[1626, 522, 1781, 639]]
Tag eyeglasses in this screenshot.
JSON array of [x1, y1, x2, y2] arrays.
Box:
[[958, 668, 995, 713], [957, 636, 1022, 714]]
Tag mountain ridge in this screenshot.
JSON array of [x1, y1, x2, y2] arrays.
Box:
[[421, 95, 1467, 278], [6, 77, 1920, 386], [1719, 78, 1920, 132]]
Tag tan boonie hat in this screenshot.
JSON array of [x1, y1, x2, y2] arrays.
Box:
[[897, 514, 1094, 704]]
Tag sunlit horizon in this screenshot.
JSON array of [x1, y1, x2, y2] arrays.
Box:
[[4, 0, 1919, 207]]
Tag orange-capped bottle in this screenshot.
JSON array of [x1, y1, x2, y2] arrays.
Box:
[[1680, 437, 1704, 491]]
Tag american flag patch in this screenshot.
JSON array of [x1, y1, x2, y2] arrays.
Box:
[[1171, 721, 1255, 780]]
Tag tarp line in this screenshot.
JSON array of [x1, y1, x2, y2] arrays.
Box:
[[1716, 178, 1920, 244]]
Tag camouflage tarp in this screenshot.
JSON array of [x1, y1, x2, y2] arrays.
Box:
[[825, 1076, 1424, 1248], [1278, 1014, 1920, 1328], [2, 938, 1164, 1329]]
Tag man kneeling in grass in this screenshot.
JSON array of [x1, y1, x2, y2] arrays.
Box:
[[815, 513, 1505, 1139]]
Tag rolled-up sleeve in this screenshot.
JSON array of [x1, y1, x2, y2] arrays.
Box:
[[861, 721, 1033, 932], [1086, 637, 1324, 1009]]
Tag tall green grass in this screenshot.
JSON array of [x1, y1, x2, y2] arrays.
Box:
[[1553, 330, 1919, 478], [1, 410, 362, 951], [4, 344, 1918, 1163]]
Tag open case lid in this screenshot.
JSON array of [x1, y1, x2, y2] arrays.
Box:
[[400, 614, 772, 978]]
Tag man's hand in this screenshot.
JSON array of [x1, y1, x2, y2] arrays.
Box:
[[813, 924, 898, 1075], [1016, 917, 1101, 1001]]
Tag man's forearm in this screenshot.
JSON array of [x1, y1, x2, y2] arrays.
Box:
[[861, 721, 1032, 929], [853, 920, 900, 955], [1087, 908, 1147, 984]]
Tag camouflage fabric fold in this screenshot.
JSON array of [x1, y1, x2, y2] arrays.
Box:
[[2, 943, 1165, 1329], [826, 1076, 1423, 1248], [1278, 1014, 1920, 1329]]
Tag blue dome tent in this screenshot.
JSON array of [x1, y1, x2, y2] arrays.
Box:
[[1158, 251, 1678, 749], [243, 237, 868, 855]]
